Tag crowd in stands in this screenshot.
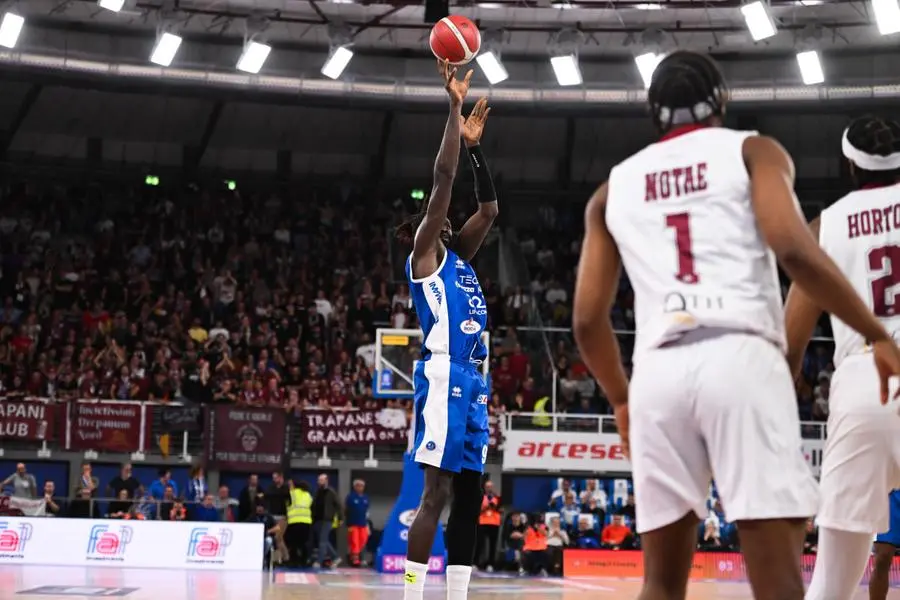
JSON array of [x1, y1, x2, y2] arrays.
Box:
[[0, 180, 833, 422]]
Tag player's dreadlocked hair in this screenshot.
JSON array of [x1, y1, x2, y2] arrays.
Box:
[[647, 51, 728, 133], [395, 211, 425, 244], [843, 115, 900, 188]]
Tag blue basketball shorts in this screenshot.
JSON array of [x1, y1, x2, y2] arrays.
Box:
[[412, 357, 489, 474], [876, 491, 900, 547]]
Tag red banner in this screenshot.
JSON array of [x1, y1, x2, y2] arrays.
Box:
[[68, 402, 146, 452], [299, 408, 408, 447], [0, 400, 56, 441], [205, 406, 291, 472]]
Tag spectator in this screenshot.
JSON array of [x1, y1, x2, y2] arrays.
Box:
[[246, 500, 279, 569], [42, 481, 60, 516], [159, 485, 176, 520], [601, 515, 632, 549], [546, 516, 570, 574], [803, 518, 819, 554], [238, 474, 262, 522], [701, 514, 722, 550], [193, 494, 219, 522], [186, 466, 207, 505], [2, 463, 37, 499], [345, 479, 370, 567], [559, 492, 580, 531], [170, 498, 188, 521], [75, 462, 99, 498], [522, 517, 549, 576], [617, 493, 636, 522], [108, 489, 132, 518], [476, 479, 502, 572], [574, 516, 600, 550], [214, 485, 239, 522], [148, 468, 177, 500], [107, 463, 140, 499], [579, 479, 608, 509], [286, 480, 313, 567], [504, 512, 527, 573], [311, 473, 343, 568], [266, 471, 291, 563], [549, 479, 575, 509], [68, 488, 96, 519]]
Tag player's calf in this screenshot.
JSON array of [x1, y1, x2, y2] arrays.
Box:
[[869, 542, 895, 600], [738, 518, 807, 600]]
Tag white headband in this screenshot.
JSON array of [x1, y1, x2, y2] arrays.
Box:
[[842, 128, 900, 171]]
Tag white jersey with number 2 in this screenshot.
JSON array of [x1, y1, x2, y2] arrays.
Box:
[[819, 182, 900, 369], [605, 126, 786, 362]]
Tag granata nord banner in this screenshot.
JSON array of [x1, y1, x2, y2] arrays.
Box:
[[67, 402, 148, 452], [0, 400, 56, 442], [299, 408, 408, 448], [205, 406, 291, 472]]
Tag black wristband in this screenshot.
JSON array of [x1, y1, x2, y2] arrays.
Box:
[[467, 145, 497, 204]]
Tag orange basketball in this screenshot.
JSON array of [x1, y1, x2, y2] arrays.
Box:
[[429, 15, 481, 66]]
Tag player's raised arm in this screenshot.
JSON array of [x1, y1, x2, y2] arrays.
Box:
[[411, 59, 472, 275], [454, 98, 498, 261], [745, 134, 900, 402], [783, 218, 824, 380], [573, 182, 631, 453]]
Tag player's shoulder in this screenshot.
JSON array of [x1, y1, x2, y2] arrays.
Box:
[[612, 127, 757, 175]]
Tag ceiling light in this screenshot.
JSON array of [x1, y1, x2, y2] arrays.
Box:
[[635, 3, 664, 9], [634, 52, 663, 88], [550, 54, 582, 86], [796, 50, 824, 85], [321, 46, 353, 79], [98, 0, 126, 11], [741, 1, 777, 41], [872, 0, 900, 35], [150, 32, 182, 67], [0, 13, 25, 49], [476, 51, 509, 84], [236, 41, 272, 74]]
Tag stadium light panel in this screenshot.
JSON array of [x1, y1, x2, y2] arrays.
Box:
[[321, 46, 353, 79], [0, 13, 25, 49], [236, 41, 272, 74], [741, 1, 777, 41], [150, 32, 182, 67], [476, 51, 509, 85], [872, 0, 900, 35], [98, 0, 126, 12], [145, 175, 160, 187], [550, 54, 582, 86], [796, 50, 824, 85], [635, 52, 663, 88]]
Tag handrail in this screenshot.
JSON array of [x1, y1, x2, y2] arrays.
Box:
[[502, 412, 827, 440]]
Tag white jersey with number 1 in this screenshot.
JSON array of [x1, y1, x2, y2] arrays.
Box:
[[605, 126, 786, 364], [602, 124, 817, 536]]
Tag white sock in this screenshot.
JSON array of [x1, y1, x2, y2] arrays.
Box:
[[446, 565, 472, 600], [403, 560, 429, 600], [806, 526, 873, 600]]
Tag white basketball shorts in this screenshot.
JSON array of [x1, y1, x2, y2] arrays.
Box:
[[816, 354, 900, 535], [629, 329, 819, 534]]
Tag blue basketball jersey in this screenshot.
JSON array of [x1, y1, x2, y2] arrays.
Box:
[[406, 247, 488, 366]]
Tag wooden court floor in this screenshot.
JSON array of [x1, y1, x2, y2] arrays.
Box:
[[5, 565, 900, 599]]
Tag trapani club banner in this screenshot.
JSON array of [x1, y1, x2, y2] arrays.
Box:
[[67, 402, 147, 452], [205, 406, 291, 472], [0, 400, 56, 442]]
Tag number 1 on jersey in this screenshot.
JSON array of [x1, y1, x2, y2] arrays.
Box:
[[666, 212, 700, 284]]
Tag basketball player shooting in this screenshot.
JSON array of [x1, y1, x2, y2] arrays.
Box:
[[782, 116, 900, 600], [572, 51, 900, 600], [396, 58, 497, 600]]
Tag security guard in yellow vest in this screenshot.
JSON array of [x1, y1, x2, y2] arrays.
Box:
[[285, 480, 313, 566]]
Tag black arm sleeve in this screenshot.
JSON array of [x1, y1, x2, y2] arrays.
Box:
[[467, 145, 497, 204]]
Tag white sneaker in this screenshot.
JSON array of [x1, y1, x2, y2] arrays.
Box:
[[312, 562, 321, 569], [517, 568, 525, 576], [331, 558, 342, 569], [539, 569, 548, 578], [486, 565, 494, 573]]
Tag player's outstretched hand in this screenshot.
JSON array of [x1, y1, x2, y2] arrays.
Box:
[[872, 338, 900, 405], [460, 97, 490, 148], [438, 58, 473, 106], [613, 403, 630, 460]]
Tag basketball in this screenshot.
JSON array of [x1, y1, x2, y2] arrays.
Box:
[[429, 15, 481, 66]]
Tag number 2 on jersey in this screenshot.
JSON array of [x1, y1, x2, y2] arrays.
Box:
[[868, 245, 900, 317], [666, 212, 700, 284]]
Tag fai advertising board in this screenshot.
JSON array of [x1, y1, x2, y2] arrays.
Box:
[[503, 430, 825, 476], [0, 518, 263, 570]]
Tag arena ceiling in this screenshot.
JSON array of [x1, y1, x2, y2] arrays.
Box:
[[2, 0, 900, 104]]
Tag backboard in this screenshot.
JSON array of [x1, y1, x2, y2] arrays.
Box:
[[373, 328, 490, 398]]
